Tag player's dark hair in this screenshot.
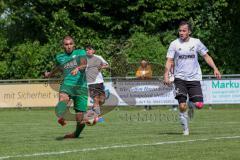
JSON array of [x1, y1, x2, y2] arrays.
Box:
[[179, 21, 192, 31], [85, 44, 95, 50]]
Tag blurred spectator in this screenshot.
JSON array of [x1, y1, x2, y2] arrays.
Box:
[[136, 60, 152, 110], [136, 60, 152, 80]]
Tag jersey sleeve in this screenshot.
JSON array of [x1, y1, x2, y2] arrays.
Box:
[[75, 49, 87, 65], [55, 54, 61, 66], [76, 49, 87, 57], [197, 39, 208, 56], [97, 55, 109, 65], [166, 41, 176, 59], [100, 56, 108, 65]]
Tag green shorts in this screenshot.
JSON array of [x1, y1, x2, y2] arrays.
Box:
[[60, 83, 88, 112]]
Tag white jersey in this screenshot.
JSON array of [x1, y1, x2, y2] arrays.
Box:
[[167, 37, 208, 81], [86, 55, 108, 85]]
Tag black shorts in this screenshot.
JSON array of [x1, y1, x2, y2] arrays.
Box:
[[88, 83, 105, 98], [174, 78, 203, 103]]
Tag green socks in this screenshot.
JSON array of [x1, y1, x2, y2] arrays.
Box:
[[55, 101, 67, 117], [74, 123, 85, 137]]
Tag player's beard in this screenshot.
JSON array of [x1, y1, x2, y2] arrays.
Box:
[[180, 34, 190, 42], [66, 50, 73, 54], [65, 47, 75, 54]]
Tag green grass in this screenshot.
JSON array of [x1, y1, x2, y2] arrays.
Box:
[[0, 105, 240, 160]]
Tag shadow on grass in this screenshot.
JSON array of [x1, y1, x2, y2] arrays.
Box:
[[158, 132, 182, 135], [55, 136, 83, 141], [158, 131, 203, 135]]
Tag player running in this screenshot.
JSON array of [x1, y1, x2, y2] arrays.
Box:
[[86, 45, 109, 117], [72, 45, 109, 117], [164, 21, 221, 135], [44, 36, 88, 138]]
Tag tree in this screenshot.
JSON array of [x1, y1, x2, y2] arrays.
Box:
[[0, 0, 238, 79]]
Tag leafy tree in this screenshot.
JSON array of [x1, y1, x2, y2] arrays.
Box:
[[0, 0, 239, 79]]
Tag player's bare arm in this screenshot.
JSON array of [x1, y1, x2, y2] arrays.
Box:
[[203, 53, 221, 79], [164, 58, 174, 85], [44, 67, 61, 78], [98, 63, 109, 71], [71, 58, 87, 75]]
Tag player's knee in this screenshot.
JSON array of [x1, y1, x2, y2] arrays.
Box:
[[59, 93, 70, 102], [99, 100, 105, 106], [177, 96, 187, 112], [195, 102, 204, 109], [179, 103, 187, 112], [75, 112, 84, 122], [99, 97, 105, 105], [93, 96, 99, 103]]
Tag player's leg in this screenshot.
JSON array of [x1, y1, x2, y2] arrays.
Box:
[[99, 93, 106, 107], [94, 83, 107, 116], [97, 83, 107, 121], [98, 83, 106, 108], [55, 92, 70, 126], [89, 84, 101, 115], [64, 85, 88, 138], [64, 109, 86, 138], [174, 78, 189, 135], [55, 84, 74, 126], [75, 111, 86, 137], [187, 101, 194, 120], [187, 81, 204, 119], [93, 95, 101, 114], [178, 98, 189, 135], [75, 92, 88, 137], [56, 92, 70, 117]]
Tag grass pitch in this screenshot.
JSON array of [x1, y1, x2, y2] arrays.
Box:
[[0, 105, 240, 160]]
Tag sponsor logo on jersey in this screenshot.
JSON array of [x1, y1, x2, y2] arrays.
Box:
[[189, 46, 195, 52], [179, 54, 195, 59], [64, 60, 78, 69]]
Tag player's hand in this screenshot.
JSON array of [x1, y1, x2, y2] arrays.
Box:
[[163, 75, 171, 85], [214, 68, 221, 79], [98, 65, 102, 71], [44, 71, 51, 78], [71, 68, 78, 75]]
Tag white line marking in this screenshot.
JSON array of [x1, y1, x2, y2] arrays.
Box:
[[0, 136, 240, 160]]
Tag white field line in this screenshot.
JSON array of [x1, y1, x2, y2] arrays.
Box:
[[0, 135, 240, 160]]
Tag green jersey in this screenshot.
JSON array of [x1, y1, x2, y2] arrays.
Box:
[[55, 49, 87, 86]]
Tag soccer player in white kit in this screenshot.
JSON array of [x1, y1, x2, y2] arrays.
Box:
[[164, 21, 221, 135]]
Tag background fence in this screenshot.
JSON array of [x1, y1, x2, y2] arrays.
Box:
[[1, 75, 240, 108]]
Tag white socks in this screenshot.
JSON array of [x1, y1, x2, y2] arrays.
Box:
[[179, 111, 189, 132]]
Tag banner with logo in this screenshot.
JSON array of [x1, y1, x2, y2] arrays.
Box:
[[1, 79, 240, 108], [0, 83, 59, 108], [103, 80, 177, 106], [100, 79, 240, 106], [202, 80, 240, 104]]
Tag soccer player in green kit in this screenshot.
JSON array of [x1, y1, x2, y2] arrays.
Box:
[[44, 36, 88, 138]]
